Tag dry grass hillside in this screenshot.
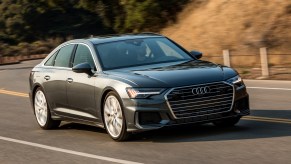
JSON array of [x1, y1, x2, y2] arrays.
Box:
[[161, 0, 291, 56]]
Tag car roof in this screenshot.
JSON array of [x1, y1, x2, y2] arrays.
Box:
[[86, 33, 165, 44]]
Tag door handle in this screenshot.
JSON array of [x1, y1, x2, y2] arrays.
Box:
[[67, 78, 73, 83], [44, 75, 50, 80]]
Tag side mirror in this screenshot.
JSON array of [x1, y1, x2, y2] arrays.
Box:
[[189, 50, 203, 59], [72, 62, 93, 74]]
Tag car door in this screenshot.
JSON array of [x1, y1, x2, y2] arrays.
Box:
[[66, 44, 98, 121], [42, 44, 76, 111]]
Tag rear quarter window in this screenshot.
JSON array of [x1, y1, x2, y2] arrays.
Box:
[[44, 51, 58, 66]]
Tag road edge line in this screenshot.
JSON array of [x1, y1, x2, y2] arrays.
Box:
[[0, 136, 143, 164]]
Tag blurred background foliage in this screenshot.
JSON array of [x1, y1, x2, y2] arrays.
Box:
[[0, 0, 189, 56]]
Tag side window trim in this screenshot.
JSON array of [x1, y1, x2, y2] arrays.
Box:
[[52, 50, 59, 66], [43, 42, 99, 71], [69, 44, 78, 68]]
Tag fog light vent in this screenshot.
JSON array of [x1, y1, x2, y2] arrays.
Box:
[[234, 97, 249, 114], [139, 112, 161, 125]]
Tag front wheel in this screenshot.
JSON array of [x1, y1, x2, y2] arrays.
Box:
[[212, 116, 241, 127], [103, 92, 129, 141], [34, 88, 60, 129]]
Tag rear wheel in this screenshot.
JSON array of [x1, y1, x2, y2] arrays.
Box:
[[212, 116, 241, 127], [103, 92, 129, 141], [34, 88, 60, 129]]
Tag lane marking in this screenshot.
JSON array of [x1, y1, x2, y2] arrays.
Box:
[[247, 87, 291, 91], [0, 136, 143, 164], [0, 89, 29, 97], [246, 116, 291, 122], [243, 117, 291, 124], [243, 116, 291, 124]]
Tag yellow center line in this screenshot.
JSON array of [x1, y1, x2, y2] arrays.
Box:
[[0, 89, 29, 97], [243, 116, 291, 124], [245, 116, 291, 122]]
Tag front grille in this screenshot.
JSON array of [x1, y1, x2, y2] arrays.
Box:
[[166, 82, 234, 118]]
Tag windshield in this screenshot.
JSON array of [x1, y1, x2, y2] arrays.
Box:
[[95, 37, 193, 70]]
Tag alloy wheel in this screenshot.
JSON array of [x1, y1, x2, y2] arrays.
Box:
[[34, 90, 48, 127], [104, 95, 123, 138]]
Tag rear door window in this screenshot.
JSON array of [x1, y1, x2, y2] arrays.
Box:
[[54, 44, 75, 67]]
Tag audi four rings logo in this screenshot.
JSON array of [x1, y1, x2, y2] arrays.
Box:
[[192, 86, 211, 95]]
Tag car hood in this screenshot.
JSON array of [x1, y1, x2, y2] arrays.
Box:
[[103, 60, 238, 87]]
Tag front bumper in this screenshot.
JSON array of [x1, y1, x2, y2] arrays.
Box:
[[123, 83, 250, 132]]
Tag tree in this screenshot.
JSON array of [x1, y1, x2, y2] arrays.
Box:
[[0, 0, 190, 56]]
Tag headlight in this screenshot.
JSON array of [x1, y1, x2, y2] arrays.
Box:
[[126, 88, 165, 99], [226, 75, 242, 84]]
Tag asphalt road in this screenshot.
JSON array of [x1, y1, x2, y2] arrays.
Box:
[[0, 60, 291, 164]]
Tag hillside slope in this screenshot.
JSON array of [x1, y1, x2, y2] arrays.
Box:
[[161, 0, 291, 55]]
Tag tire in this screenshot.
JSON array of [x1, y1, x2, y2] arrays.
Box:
[[212, 116, 241, 127], [34, 87, 61, 129], [103, 91, 129, 141]]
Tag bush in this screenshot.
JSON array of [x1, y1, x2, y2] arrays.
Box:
[[0, 37, 65, 57]]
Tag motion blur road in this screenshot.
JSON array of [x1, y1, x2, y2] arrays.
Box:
[[0, 60, 291, 164]]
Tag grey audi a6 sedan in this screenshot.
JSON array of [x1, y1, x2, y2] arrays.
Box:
[[29, 33, 249, 141]]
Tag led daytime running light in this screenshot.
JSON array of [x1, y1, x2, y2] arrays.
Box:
[[126, 88, 164, 98]]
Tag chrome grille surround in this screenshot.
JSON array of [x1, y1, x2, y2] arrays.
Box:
[[165, 82, 235, 119]]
